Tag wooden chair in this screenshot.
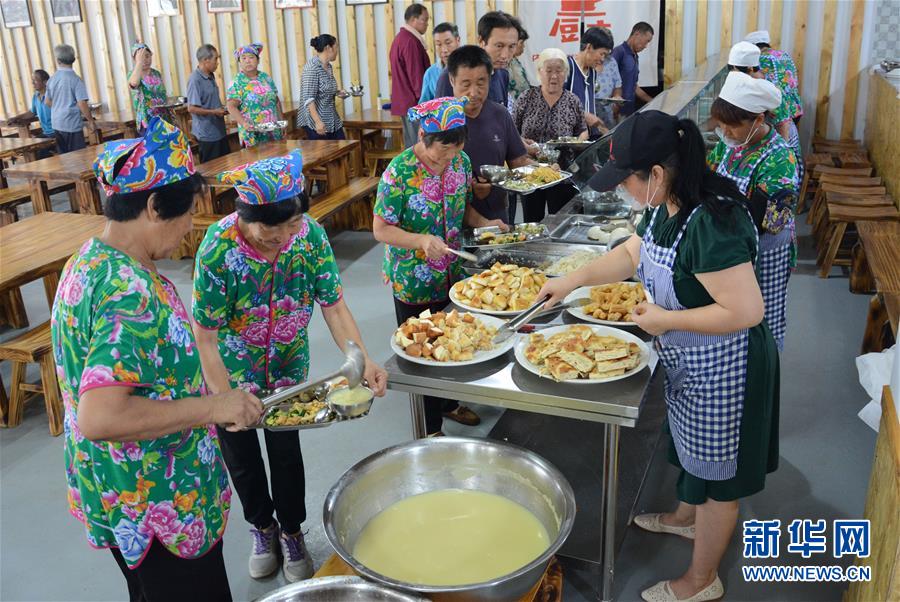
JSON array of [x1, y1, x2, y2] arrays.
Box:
[[0, 321, 63, 436], [797, 164, 874, 214], [818, 203, 899, 278], [812, 191, 892, 249], [808, 177, 885, 226]]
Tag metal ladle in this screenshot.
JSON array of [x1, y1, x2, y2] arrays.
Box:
[[260, 341, 366, 412]]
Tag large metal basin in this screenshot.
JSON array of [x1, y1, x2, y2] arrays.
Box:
[[255, 576, 426, 601], [323, 437, 576, 601]]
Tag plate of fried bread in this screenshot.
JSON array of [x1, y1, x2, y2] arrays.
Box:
[[391, 308, 515, 366], [514, 324, 649, 383], [449, 263, 548, 316], [563, 282, 653, 326]]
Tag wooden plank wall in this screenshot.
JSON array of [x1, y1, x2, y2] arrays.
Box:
[[0, 0, 513, 122]]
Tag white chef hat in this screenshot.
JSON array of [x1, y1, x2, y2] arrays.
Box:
[[718, 71, 782, 113], [744, 30, 770, 45], [728, 41, 761, 67]]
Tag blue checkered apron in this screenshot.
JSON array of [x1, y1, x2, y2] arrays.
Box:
[[715, 141, 795, 352], [636, 206, 753, 480]]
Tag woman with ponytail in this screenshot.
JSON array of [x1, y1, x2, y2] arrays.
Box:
[[298, 34, 348, 140], [539, 110, 779, 602]]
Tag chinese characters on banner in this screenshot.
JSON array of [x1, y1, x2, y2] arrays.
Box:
[[519, 0, 660, 87]]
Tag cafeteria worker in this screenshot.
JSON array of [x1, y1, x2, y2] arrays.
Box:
[[191, 150, 387, 583], [51, 117, 262, 601], [539, 111, 779, 602], [707, 71, 799, 351]]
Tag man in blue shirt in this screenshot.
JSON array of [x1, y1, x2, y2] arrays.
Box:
[[420, 22, 460, 103], [565, 27, 614, 136], [45, 44, 96, 154], [612, 22, 655, 117], [187, 44, 229, 163], [434, 11, 518, 108]]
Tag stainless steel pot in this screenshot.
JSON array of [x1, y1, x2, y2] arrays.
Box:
[[255, 576, 427, 601], [323, 437, 576, 601]]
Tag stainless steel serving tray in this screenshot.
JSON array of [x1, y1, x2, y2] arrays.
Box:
[[497, 165, 573, 195], [252, 120, 288, 132], [460, 241, 605, 276], [460, 223, 550, 249], [255, 380, 369, 431], [549, 214, 634, 245]]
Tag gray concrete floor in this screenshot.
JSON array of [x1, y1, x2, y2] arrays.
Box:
[[0, 198, 877, 601]]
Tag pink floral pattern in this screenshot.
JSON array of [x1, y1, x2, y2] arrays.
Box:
[[226, 71, 284, 147]]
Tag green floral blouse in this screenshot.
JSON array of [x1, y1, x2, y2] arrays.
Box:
[[759, 49, 803, 121], [373, 147, 471, 305], [192, 213, 342, 393], [128, 68, 169, 130], [226, 71, 284, 148], [51, 238, 231, 568]]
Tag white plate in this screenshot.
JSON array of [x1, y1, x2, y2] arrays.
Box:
[[514, 324, 649, 384], [449, 277, 543, 317], [391, 314, 516, 367], [563, 283, 653, 327]]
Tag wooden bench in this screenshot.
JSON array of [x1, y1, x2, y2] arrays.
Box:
[[0, 321, 63, 435], [798, 164, 874, 214], [818, 203, 899, 278], [0, 185, 32, 226], [308, 176, 379, 230]]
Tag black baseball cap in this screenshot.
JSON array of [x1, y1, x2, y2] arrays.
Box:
[[588, 110, 682, 191]]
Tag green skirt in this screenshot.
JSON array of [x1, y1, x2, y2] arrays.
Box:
[[667, 324, 781, 504]]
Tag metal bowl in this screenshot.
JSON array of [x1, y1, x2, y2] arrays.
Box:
[[479, 165, 510, 183], [255, 576, 426, 601], [327, 385, 374, 419], [323, 437, 576, 601], [349, 84, 365, 97], [578, 190, 626, 216]]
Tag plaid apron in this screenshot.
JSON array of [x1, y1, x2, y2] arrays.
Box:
[[636, 206, 754, 480], [716, 141, 794, 352]]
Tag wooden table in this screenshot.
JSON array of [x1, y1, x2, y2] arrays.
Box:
[[196, 139, 358, 213], [0, 137, 57, 188], [0, 116, 41, 140], [93, 110, 138, 140], [342, 108, 403, 173], [857, 221, 900, 293], [0, 213, 106, 321], [1, 144, 100, 214]]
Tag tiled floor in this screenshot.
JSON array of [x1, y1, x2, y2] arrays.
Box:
[[0, 199, 878, 601]]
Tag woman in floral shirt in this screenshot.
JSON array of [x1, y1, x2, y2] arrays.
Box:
[[128, 43, 171, 133], [373, 97, 505, 435], [708, 72, 799, 351], [192, 149, 386, 583], [51, 117, 262, 601], [226, 43, 284, 148]]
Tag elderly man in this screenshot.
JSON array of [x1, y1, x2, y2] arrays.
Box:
[[187, 44, 229, 163], [612, 22, 654, 117], [389, 3, 431, 148], [45, 44, 95, 154], [419, 22, 460, 103]]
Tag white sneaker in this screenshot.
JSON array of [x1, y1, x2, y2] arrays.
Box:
[[279, 530, 314, 582], [248, 524, 280, 579]]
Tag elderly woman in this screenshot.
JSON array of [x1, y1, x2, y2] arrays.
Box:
[[128, 42, 170, 133], [512, 48, 586, 222], [707, 71, 799, 351], [299, 34, 349, 140], [373, 97, 506, 435], [192, 149, 387, 583], [51, 117, 262, 601], [227, 43, 284, 148], [539, 111, 778, 602]]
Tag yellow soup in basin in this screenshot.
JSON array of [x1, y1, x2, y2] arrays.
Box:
[[352, 488, 551, 586]]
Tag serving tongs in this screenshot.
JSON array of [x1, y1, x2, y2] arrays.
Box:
[[492, 295, 552, 345], [260, 341, 366, 412]]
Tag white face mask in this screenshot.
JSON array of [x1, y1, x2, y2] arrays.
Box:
[[716, 121, 759, 149], [618, 173, 659, 212]]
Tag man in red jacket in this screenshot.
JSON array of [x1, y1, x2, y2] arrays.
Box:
[[390, 3, 431, 148]]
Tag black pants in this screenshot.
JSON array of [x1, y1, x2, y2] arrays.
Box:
[[393, 297, 458, 434], [218, 427, 306, 534], [111, 540, 232, 602], [521, 183, 577, 223], [507, 193, 518, 225], [303, 126, 346, 141], [54, 129, 86, 154], [198, 138, 231, 163]]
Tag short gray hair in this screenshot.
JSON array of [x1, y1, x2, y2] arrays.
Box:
[[536, 48, 569, 77], [54, 44, 76, 66], [196, 44, 218, 62]]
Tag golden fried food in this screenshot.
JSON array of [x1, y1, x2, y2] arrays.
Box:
[[581, 283, 647, 322], [524, 166, 562, 185], [523, 325, 642, 381], [265, 400, 327, 426], [451, 263, 548, 312], [394, 309, 497, 362]]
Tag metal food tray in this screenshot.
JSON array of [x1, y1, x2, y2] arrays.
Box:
[[550, 215, 635, 245], [497, 165, 573, 195], [254, 380, 367, 431], [252, 120, 288, 132], [461, 223, 550, 249], [546, 138, 593, 148], [460, 241, 606, 276]]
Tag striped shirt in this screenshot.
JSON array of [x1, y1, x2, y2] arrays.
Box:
[[298, 56, 342, 133]]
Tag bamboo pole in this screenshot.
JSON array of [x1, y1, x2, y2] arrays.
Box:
[[840, 0, 866, 139], [696, 0, 708, 65], [814, 0, 838, 138]]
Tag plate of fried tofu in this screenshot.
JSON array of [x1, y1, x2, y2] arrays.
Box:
[[391, 309, 515, 366], [514, 324, 649, 383], [449, 263, 548, 316], [563, 282, 653, 327]]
